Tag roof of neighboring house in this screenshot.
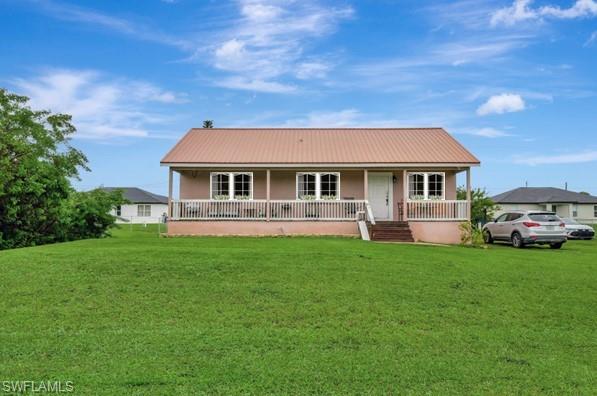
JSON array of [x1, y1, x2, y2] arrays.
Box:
[[99, 187, 168, 204], [493, 187, 597, 204], [160, 128, 480, 166]]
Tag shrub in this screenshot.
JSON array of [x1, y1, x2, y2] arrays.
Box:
[[459, 221, 485, 246], [61, 189, 126, 241]]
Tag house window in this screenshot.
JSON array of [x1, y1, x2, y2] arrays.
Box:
[[234, 173, 252, 199], [572, 205, 578, 218], [115, 205, 121, 216], [408, 173, 425, 199], [296, 172, 340, 200], [297, 173, 317, 199], [211, 173, 230, 199], [594, 205, 597, 218], [320, 173, 339, 199], [408, 172, 445, 200], [137, 204, 151, 217], [210, 172, 253, 200]]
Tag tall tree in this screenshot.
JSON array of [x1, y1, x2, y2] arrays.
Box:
[[0, 89, 89, 249], [202, 120, 214, 128]]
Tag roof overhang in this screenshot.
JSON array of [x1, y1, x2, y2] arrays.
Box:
[[161, 162, 480, 168]]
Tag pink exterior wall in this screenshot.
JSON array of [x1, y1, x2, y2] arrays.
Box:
[[178, 169, 369, 200], [168, 221, 359, 236], [409, 221, 463, 244], [178, 169, 459, 202], [180, 170, 269, 199], [168, 220, 463, 244]]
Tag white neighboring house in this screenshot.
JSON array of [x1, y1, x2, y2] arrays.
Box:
[[101, 187, 168, 224], [493, 187, 597, 224]]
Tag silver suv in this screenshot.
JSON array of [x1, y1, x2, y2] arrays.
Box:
[[482, 211, 567, 249]]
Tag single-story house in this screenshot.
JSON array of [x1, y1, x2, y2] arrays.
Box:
[[493, 187, 597, 224], [101, 187, 168, 224], [160, 128, 480, 243]]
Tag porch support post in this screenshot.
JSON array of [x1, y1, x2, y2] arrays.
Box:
[[168, 167, 173, 218], [466, 167, 472, 222], [402, 169, 408, 221], [363, 169, 368, 201], [266, 169, 271, 221]]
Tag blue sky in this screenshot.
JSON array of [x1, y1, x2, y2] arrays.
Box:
[[1, 0, 596, 196]]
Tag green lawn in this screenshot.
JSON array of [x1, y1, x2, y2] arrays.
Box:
[[1, 226, 595, 395]]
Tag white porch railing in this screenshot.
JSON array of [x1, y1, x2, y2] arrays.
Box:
[[170, 199, 367, 221], [407, 200, 469, 221], [171, 199, 268, 220]]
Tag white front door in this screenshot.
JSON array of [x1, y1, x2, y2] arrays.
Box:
[[368, 173, 393, 220]]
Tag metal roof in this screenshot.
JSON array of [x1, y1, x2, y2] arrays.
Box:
[[493, 187, 597, 204], [99, 187, 168, 204], [160, 128, 480, 166]]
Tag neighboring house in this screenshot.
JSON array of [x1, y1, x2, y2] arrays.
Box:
[[101, 187, 168, 224], [160, 128, 480, 243], [493, 187, 597, 224]]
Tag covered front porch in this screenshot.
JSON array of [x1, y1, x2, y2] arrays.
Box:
[[166, 167, 472, 242]]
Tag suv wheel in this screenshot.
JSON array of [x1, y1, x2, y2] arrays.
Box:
[[549, 242, 563, 249], [511, 232, 525, 248], [483, 230, 494, 244]]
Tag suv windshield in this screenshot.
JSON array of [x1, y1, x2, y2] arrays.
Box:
[[528, 213, 560, 222]]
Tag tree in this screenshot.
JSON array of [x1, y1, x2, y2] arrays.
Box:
[[0, 89, 124, 249], [0, 89, 88, 249], [457, 186, 499, 227], [202, 120, 214, 128]]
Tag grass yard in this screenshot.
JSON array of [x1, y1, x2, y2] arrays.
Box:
[[0, 226, 595, 395]]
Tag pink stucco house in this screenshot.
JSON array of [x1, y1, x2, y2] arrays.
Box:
[[161, 128, 480, 243]]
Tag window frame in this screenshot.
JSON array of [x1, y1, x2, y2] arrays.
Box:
[[137, 204, 151, 217], [210, 172, 254, 200], [115, 205, 121, 217], [594, 205, 597, 218], [295, 172, 341, 200], [407, 172, 446, 200]]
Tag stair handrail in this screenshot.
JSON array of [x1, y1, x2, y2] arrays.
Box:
[[365, 201, 376, 225]]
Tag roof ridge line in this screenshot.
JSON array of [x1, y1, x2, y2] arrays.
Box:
[[188, 127, 446, 130]]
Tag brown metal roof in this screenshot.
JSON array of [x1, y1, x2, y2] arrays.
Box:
[[161, 128, 480, 166]]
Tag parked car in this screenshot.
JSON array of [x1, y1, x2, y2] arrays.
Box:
[[482, 211, 567, 249], [561, 218, 595, 240]]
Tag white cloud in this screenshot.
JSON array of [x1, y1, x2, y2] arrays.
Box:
[[284, 109, 363, 127], [514, 150, 597, 165], [477, 93, 526, 116], [491, 0, 597, 26], [12, 69, 185, 139], [466, 127, 511, 138], [491, 0, 537, 26], [216, 77, 296, 93], [28, 0, 192, 50], [211, 0, 353, 92], [295, 61, 331, 79], [585, 31, 597, 46], [241, 3, 283, 21], [540, 0, 597, 19], [279, 109, 448, 128]]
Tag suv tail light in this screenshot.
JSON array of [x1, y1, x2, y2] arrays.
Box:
[[559, 222, 565, 228], [523, 221, 541, 228]]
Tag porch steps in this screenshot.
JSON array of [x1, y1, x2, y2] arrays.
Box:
[[369, 221, 414, 242]]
